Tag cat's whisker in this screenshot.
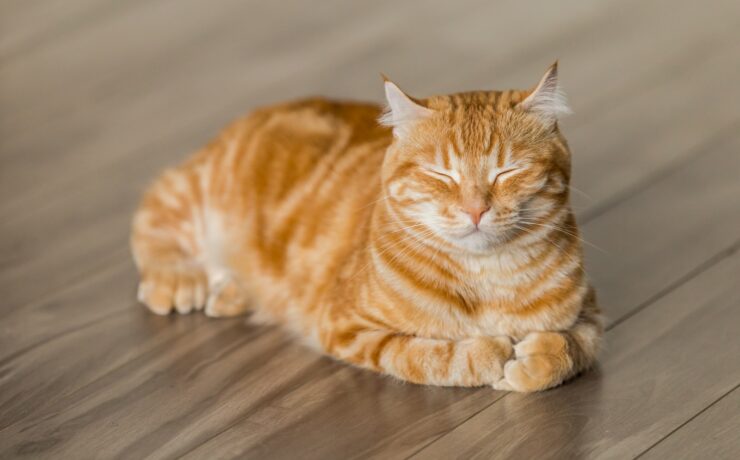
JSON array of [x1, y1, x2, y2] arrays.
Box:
[[513, 224, 583, 267], [382, 223, 431, 236], [382, 229, 443, 272], [354, 194, 391, 212], [566, 184, 594, 201], [351, 227, 438, 280], [518, 219, 608, 254]]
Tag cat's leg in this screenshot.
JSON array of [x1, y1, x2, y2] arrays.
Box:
[[131, 167, 249, 317], [132, 167, 206, 315], [323, 324, 513, 387], [494, 290, 603, 392]]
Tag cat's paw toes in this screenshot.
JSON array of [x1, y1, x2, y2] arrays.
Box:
[[490, 336, 515, 381], [173, 271, 208, 314], [493, 332, 571, 392], [204, 274, 249, 318], [138, 267, 207, 315], [461, 336, 513, 385]]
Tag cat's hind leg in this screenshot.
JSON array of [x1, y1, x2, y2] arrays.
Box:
[[132, 166, 209, 315], [131, 166, 249, 317], [136, 265, 208, 315]]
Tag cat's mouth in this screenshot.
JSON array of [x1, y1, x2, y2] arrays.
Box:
[[445, 222, 522, 249], [446, 226, 494, 242], [459, 227, 482, 237], [430, 219, 523, 251]]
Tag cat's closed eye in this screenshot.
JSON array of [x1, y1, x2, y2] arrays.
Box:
[[422, 168, 458, 184], [489, 168, 521, 186]]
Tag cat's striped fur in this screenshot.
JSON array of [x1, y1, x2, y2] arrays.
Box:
[[131, 63, 602, 391]]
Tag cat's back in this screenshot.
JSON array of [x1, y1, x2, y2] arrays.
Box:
[[202, 97, 391, 205], [244, 97, 389, 147], [207, 97, 389, 195]]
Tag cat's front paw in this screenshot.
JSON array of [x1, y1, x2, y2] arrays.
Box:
[[137, 266, 207, 315], [492, 331, 572, 392]]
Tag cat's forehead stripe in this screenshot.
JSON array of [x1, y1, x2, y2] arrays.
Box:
[[487, 139, 500, 167], [479, 120, 491, 153], [434, 146, 444, 168], [447, 143, 462, 170], [502, 142, 513, 167], [440, 144, 451, 169], [496, 140, 506, 168], [444, 138, 521, 177]]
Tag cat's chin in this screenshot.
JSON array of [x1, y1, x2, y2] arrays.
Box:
[[445, 229, 510, 254]]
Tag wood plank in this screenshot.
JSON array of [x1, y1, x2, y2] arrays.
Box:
[[0, 255, 133, 360], [410, 246, 740, 460], [639, 386, 740, 460], [0, 1, 129, 62], [0, 0, 470, 149], [582, 132, 740, 324], [567, 43, 740, 217]]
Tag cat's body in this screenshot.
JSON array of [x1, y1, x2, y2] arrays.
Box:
[[132, 64, 603, 392]]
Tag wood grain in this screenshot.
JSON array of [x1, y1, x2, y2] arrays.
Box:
[[639, 386, 740, 460], [1, 0, 740, 458], [0, 0, 121, 61]]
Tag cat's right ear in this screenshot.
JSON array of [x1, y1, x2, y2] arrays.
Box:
[[379, 76, 433, 139], [517, 61, 571, 125]]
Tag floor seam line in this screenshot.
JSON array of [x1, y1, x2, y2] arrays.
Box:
[[633, 382, 740, 459]]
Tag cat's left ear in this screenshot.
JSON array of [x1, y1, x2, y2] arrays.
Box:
[[518, 61, 571, 124], [379, 76, 433, 138]]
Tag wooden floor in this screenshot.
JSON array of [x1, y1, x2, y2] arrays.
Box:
[[1, 1, 739, 458]]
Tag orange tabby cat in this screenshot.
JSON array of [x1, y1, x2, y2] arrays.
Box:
[[131, 62, 602, 392]]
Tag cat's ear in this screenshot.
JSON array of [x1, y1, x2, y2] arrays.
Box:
[[518, 61, 571, 124], [379, 76, 433, 138]]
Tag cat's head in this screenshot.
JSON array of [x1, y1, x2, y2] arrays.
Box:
[[379, 62, 573, 253]]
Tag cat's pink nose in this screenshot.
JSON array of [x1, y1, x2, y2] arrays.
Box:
[[463, 206, 490, 226]]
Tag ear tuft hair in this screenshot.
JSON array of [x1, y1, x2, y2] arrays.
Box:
[[518, 61, 572, 123], [379, 78, 433, 138]]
